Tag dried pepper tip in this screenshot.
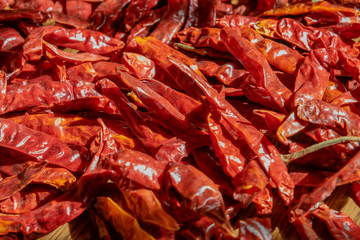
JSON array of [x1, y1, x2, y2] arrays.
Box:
[[281, 136, 360, 163]]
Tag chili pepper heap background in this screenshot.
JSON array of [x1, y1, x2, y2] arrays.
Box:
[[0, 0, 360, 239]]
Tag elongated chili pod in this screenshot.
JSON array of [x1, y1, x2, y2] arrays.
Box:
[[0, 118, 87, 172], [221, 26, 292, 113], [95, 197, 155, 240]]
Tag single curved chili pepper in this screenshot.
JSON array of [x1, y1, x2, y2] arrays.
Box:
[[292, 51, 330, 108], [117, 70, 193, 135], [104, 150, 168, 191], [42, 40, 110, 63], [183, 0, 199, 30], [197, 0, 219, 27], [197, 60, 248, 87], [121, 52, 156, 79], [252, 185, 273, 215], [0, 28, 24, 51], [167, 162, 235, 236], [125, 7, 165, 52], [297, 99, 360, 135], [42, 27, 124, 55], [0, 185, 60, 214], [176, 27, 228, 52], [0, 162, 47, 201], [122, 189, 179, 231], [207, 112, 246, 178], [139, 78, 203, 122], [216, 14, 259, 28], [150, 0, 188, 44], [0, 78, 73, 114], [0, 51, 26, 80], [232, 160, 269, 207], [192, 147, 234, 196], [123, 0, 159, 32], [95, 197, 155, 240], [49, 11, 90, 29], [0, 118, 87, 172], [32, 166, 77, 191], [312, 203, 360, 240], [221, 26, 292, 113], [0, 9, 45, 22], [292, 213, 319, 240], [91, 0, 130, 32], [155, 134, 211, 162]]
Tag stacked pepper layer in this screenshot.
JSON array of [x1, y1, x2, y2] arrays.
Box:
[[0, 0, 360, 239]]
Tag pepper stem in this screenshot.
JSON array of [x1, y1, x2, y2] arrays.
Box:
[[281, 136, 360, 162]]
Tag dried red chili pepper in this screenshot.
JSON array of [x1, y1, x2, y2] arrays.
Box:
[[121, 52, 156, 79], [252, 185, 273, 215], [49, 11, 90, 29], [91, 0, 130, 34], [221, 26, 292, 113], [207, 112, 246, 178], [122, 188, 179, 231], [232, 160, 269, 207], [0, 28, 24, 51], [125, 7, 165, 52], [0, 162, 47, 201], [0, 118, 87, 172], [297, 99, 360, 135], [95, 197, 155, 240], [0, 9, 45, 22], [150, 0, 188, 44], [312, 203, 360, 240], [0, 185, 60, 214], [167, 162, 235, 236], [183, 0, 199, 30], [193, 147, 234, 196]]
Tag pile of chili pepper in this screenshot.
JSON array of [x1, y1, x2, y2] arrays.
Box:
[[1, 0, 360, 239]]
